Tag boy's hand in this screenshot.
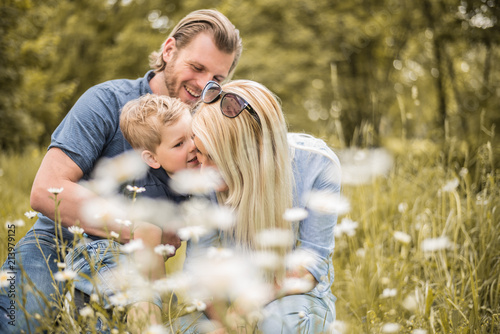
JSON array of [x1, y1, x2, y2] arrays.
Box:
[[161, 230, 181, 256]]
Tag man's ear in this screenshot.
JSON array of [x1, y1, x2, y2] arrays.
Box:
[[141, 150, 161, 169], [162, 37, 176, 63]]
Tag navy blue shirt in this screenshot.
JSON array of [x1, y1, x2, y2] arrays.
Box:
[[125, 167, 189, 204]]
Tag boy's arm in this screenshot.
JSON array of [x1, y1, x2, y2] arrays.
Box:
[[133, 222, 166, 281]]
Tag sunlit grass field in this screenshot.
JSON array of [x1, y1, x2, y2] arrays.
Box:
[[0, 136, 498, 333]]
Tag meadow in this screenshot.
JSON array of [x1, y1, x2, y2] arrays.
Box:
[[0, 135, 498, 333]]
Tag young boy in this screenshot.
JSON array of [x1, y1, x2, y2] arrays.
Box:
[[65, 94, 199, 331]]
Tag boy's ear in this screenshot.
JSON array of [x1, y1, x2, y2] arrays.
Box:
[[141, 150, 161, 169], [162, 37, 176, 63]]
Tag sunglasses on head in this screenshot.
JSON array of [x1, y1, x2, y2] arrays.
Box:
[[201, 81, 261, 124]]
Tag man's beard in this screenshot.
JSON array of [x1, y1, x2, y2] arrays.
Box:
[[164, 52, 178, 99]]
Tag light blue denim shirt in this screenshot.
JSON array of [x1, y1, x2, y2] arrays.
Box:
[[185, 133, 341, 312]]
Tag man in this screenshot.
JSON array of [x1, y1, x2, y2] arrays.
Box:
[[0, 9, 242, 333]]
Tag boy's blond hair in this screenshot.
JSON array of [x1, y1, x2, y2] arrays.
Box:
[[120, 94, 189, 153]]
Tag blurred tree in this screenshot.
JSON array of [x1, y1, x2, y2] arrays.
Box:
[[1, 0, 498, 155]]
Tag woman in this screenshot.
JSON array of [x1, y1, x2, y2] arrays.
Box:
[[179, 80, 341, 333]]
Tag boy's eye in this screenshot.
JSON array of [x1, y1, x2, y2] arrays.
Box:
[[174, 141, 183, 148]]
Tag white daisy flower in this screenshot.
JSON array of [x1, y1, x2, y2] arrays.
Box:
[[283, 207, 308, 222], [170, 167, 225, 194], [126, 185, 146, 193], [5, 219, 25, 228], [442, 178, 459, 192], [421, 236, 453, 252], [393, 231, 411, 244], [121, 239, 145, 253], [115, 218, 132, 227], [255, 229, 294, 248], [0, 271, 12, 288], [380, 288, 397, 298], [79, 305, 94, 317], [144, 325, 169, 334], [306, 190, 350, 215], [54, 269, 77, 281], [154, 244, 176, 258], [68, 226, 85, 235], [24, 211, 37, 219], [48, 187, 64, 195], [178, 226, 207, 243], [334, 218, 358, 237]]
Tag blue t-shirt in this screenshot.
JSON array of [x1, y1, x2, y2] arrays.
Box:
[[32, 71, 155, 241]]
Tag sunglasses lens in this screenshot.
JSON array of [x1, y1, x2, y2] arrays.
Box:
[[202, 82, 221, 103], [221, 93, 247, 117]]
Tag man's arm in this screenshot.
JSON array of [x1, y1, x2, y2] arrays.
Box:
[[30, 147, 131, 241]]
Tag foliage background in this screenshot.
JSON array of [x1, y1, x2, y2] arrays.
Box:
[[1, 0, 499, 154], [1, 0, 499, 332]]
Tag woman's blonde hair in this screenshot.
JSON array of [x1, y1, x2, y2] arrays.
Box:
[[120, 94, 189, 153], [192, 80, 293, 251], [149, 9, 242, 80]]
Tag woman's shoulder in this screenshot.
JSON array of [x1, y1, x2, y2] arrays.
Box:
[[287, 133, 340, 170]]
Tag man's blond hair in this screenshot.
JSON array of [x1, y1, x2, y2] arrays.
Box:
[[149, 9, 242, 80]]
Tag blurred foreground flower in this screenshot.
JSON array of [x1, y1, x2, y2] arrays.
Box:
[[154, 244, 176, 258], [5, 219, 25, 228], [338, 148, 393, 185], [170, 167, 225, 194], [144, 324, 169, 334], [185, 299, 207, 313], [381, 322, 401, 333], [178, 225, 208, 243], [55, 269, 77, 281], [334, 218, 358, 237], [283, 207, 308, 222], [181, 197, 235, 230], [286, 249, 317, 270], [380, 288, 397, 298], [24, 211, 37, 219], [306, 190, 350, 215], [397, 202, 408, 213], [421, 236, 453, 252], [256, 229, 294, 249], [281, 276, 314, 295], [441, 178, 459, 192], [121, 239, 145, 253], [79, 305, 94, 317], [0, 271, 11, 288], [90, 151, 148, 196], [393, 231, 412, 244], [329, 320, 348, 334], [185, 252, 272, 307]]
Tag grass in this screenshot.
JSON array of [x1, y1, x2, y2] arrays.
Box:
[[0, 136, 498, 333]]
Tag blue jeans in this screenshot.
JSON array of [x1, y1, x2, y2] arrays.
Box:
[[174, 294, 335, 334], [0, 229, 73, 333], [66, 239, 162, 310]]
